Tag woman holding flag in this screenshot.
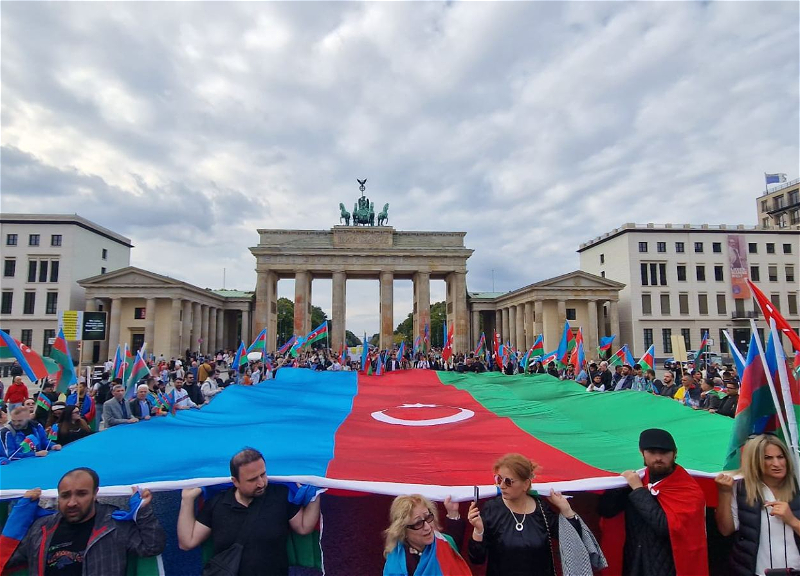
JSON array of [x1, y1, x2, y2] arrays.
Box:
[[383, 494, 471, 576], [715, 434, 800, 575]]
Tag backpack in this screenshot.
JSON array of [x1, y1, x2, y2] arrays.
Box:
[[95, 380, 112, 405]]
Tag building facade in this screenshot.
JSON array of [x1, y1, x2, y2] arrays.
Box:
[[0, 214, 132, 356], [578, 223, 800, 360], [757, 178, 800, 228]]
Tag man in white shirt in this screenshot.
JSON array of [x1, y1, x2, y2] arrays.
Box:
[[170, 378, 198, 410]]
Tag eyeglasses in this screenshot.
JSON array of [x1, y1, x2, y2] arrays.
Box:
[[494, 474, 517, 487], [406, 512, 435, 530]]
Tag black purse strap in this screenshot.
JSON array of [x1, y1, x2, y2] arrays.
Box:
[[537, 497, 557, 576]]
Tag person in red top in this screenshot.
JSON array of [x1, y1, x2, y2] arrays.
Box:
[[4, 376, 29, 411]]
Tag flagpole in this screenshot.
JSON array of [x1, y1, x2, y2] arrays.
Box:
[[749, 319, 792, 446], [769, 319, 800, 480]]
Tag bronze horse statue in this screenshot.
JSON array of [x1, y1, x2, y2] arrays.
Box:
[[339, 203, 350, 226], [377, 203, 389, 226]]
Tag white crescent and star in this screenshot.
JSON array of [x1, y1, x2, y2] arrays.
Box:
[[370, 403, 475, 427]]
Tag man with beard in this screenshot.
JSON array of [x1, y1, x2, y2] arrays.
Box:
[[0, 406, 61, 463], [0, 467, 165, 575], [598, 429, 708, 576], [177, 447, 321, 576]]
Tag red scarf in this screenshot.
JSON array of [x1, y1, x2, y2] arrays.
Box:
[[643, 464, 708, 576]]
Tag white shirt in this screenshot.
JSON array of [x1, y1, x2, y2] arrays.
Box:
[[731, 484, 800, 575], [172, 387, 197, 409], [201, 379, 220, 401], [104, 360, 113, 372]]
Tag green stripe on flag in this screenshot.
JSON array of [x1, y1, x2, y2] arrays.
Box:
[[436, 372, 733, 474]]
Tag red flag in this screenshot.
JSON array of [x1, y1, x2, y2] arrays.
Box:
[[748, 279, 800, 351], [442, 323, 455, 362]]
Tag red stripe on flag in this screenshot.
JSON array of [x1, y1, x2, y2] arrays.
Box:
[[326, 370, 608, 485]]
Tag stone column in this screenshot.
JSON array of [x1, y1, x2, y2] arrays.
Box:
[[86, 297, 109, 363], [379, 271, 394, 350], [534, 299, 544, 341], [495, 309, 503, 341], [241, 308, 250, 344], [557, 299, 567, 327], [609, 300, 620, 344], [508, 306, 517, 347], [413, 272, 431, 347], [502, 308, 510, 342], [587, 299, 599, 358], [451, 272, 468, 353], [215, 309, 224, 352], [181, 300, 192, 355], [293, 271, 311, 336], [254, 269, 277, 349], [208, 306, 217, 353], [515, 304, 525, 351], [108, 297, 122, 354], [170, 298, 182, 358], [524, 302, 534, 349], [144, 298, 156, 356], [332, 271, 347, 353], [201, 305, 210, 354], [471, 311, 480, 348], [192, 302, 201, 353]]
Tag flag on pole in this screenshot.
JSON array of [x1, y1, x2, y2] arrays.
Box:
[[305, 322, 329, 347], [748, 279, 800, 351], [277, 336, 297, 356], [637, 345, 656, 372], [48, 328, 78, 394], [598, 335, 616, 353], [289, 336, 306, 358], [36, 394, 52, 412], [442, 319, 448, 351], [474, 333, 486, 357], [794, 352, 800, 381], [413, 336, 421, 358], [530, 335, 544, 358], [376, 352, 384, 376], [0, 330, 56, 381], [424, 323, 430, 353], [124, 350, 150, 400], [442, 323, 455, 362], [555, 321, 575, 368], [122, 344, 134, 383], [360, 334, 369, 373], [609, 345, 635, 367], [247, 328, 268, 355], [722, 330, 747, 377], [111, 345, 123, 379], [698, 331, 710, 355], [397, 341, 406, 361], [232, 341, 247, 374], [570, 329, 586, 372], [765, 173, 788, 185]]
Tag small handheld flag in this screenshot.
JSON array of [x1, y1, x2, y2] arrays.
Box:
[[36, 394, 52, 412]]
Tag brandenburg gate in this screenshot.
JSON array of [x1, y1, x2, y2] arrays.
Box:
[[249, 226, 473, 353]]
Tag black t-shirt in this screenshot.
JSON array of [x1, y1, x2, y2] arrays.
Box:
[[45, 516, 94, 576], [197, 485, 301, 576]]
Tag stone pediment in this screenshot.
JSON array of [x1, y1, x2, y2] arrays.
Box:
[[79, 266, 183, 287], [531, 270, 625, 290]]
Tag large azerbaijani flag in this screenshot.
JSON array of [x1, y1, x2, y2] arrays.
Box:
[[0, 369, 732, 499]]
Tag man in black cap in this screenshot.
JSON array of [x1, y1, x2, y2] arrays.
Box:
[[598, 428, 708, 576]]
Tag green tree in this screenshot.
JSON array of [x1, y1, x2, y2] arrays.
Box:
[[394, 313, 413, 343], [392, 301, 446, 348], [345, 330, 362, 347]]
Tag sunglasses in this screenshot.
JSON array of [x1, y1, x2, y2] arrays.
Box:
[[406, 512, 435, 530], [494, 474, 517, 488]]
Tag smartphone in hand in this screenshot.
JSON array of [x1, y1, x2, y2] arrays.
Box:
[[474, 485, 479, 504]]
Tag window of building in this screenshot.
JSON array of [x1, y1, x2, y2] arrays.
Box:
[[763, 217, 771, 227], [42, 329, 55, 357], [681, 328, 691, 350], [768, 266, 778, 282], [643, 329, 654, 350], [750, 266, 760, 281], [642, 294, 652, 315], [775, 195, 785, 210], [639, 242, 648, 253], [599, 253, 604, 264], [50, 261, 59, 282], [784, 243, 793, 254], [675, 242, 685, 253], [28, 234, 40, 246], [790, 190, 799, 205], [770, 294, 781, 311], [761, 200, 768, 212], [20, 329, 32, 347], [658, 263, 667, 286], [712, 242, 722, 253], [566, 308, 576, 321], [694, 242, 704, 253], [679, 293, 689, 315], [789, 294, 798, 316], [51, 235, 62, 247], [735, 298, 745, 317], [663, 329, 673, 353], [3, 259, 15, 278], [27, 261, 36, 283], [38, 261, 48, 283], [749, 242, 757, 254], [698, 293, 709, 315], [101, 267, 107, 275], [657, 242, 666, 253], [696, 265, 706, 282], [714, 266, 724, 282], [640, 263, 648, 286], [677, 265, 687, 281], [792, 211, 800, 225], [719, 329, 729, 354], [717, 294, 727, 315], [660, 294, 671, 315], [600, 271, 605, 278], [787, 266, 795, 282], [134, 307, 146, 320], [1, 292, 12, 315], [102, 248, 108, 260], [6, 234, 17, 246], [23, 292, 35, 314], [766, 243, 775, 254], [45, 292, 58, 315]]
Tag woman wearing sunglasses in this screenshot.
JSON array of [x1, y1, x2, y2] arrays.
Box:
[[467, 453, 583, 576], [383, 494, 472, 576]]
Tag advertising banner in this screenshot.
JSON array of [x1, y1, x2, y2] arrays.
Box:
[[727, 234, 751, 299]]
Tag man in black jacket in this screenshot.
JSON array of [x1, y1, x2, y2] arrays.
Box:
[[714, 381, 739, 417]]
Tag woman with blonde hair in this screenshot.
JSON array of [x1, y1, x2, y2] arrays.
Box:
[[383, 494, 471, 576], [467, 453, 591, 576], [716, 434, 800, 575]]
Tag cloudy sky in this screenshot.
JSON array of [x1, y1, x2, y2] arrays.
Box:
[[2, 1, 798, 337]]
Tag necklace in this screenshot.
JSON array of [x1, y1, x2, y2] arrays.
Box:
[[508, 508, 526, 532]]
